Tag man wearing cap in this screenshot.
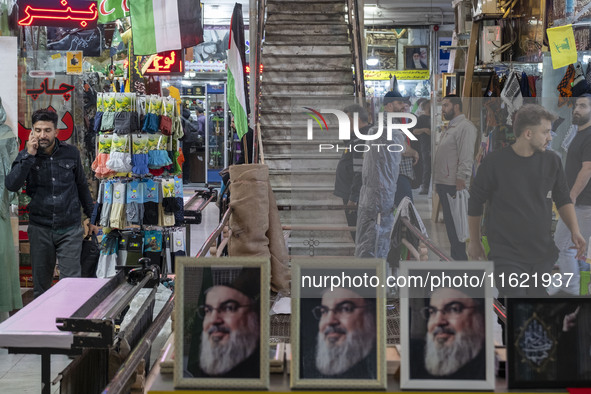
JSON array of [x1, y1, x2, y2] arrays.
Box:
[[355, 91, 405, 258], [306, 287, 377, 379], [187, 269, 261, 378], [410, 287, 486, 380], [433, 94, 477, 260]]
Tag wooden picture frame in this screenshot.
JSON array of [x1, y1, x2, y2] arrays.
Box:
[[399, 261, 495, 390], [506, 297, 591, 388], [404, 45, 429, 70], [290, 258, 387, 390], [173, 257, 270, 389]]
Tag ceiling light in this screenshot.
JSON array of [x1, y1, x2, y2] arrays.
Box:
[[366, 49, 379, 66]]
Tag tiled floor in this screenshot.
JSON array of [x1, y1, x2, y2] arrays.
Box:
[[0, 187, 451, 393]]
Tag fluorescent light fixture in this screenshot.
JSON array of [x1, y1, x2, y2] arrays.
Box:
[[366, 49, 379, 66]]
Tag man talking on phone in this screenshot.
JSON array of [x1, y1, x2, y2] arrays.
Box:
[[6, 108, 99, 297]]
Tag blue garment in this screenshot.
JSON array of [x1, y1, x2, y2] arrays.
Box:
[[355, 118, 404, 258]]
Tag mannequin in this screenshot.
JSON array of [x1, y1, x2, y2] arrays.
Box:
[[0, 97, 23, 320]]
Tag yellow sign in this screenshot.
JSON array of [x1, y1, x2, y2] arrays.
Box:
[[547, 24, 577, 69], [66, 51, 83, 75], [364, 69, 430, 80]]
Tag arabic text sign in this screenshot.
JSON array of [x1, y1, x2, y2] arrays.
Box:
[[547, 24, 578, 69], [18, 0, 98, 29], [364, 69, 430, 81], [66, 51, 83, 74], [141, 50, 184, 76], [26, 78, 75, 101]]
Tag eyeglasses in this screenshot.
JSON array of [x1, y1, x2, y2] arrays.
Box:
[[420, 301, 476, 320], [198, 300, 252, 318], [312, 301, 366, 320]]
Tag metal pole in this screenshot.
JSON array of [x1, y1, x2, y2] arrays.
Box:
[[224, 82, 228, 169], [249, 0, 257, 128], [204, 84, 209, 183]]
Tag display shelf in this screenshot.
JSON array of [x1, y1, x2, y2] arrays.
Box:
[[147, 371, 528, 393]]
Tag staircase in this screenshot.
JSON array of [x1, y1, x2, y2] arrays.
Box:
[[260, 0, 357, 257]]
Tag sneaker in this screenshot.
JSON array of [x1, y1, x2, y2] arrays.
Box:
[[419, 186, 429, 195]]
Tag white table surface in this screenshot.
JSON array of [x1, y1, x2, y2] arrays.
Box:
[[0, 278, 110, 349]]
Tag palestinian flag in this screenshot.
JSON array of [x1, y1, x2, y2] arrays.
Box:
[[97, 0, 129, 24], [227, 3, 250, 139], [129, 0, 203, 56]]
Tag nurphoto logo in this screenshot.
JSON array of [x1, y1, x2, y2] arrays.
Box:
[[304, 107, 418, 153]]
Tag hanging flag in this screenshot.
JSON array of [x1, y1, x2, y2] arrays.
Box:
[[97, 0, 129, 24], [227, 3, 250, 139], [547, 24, 578, 69], [129, 0, 203, 56]]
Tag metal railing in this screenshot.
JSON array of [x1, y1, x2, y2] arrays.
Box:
[[400, 217, 507, 323], [103, 207, 231, 393]]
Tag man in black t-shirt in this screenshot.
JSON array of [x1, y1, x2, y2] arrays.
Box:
[[468, 104, 586, 297], [552, 96, 591, 295]]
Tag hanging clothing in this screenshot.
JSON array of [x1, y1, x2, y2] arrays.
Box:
[[557, 64, 575, 106]]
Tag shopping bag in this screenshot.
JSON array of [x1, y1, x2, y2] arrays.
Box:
[[80, 233, 100, 278], [447, 189, 470, 242]]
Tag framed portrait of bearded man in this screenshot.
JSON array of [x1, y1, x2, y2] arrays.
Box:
[[290, 258, 387, 390], [174, 257, 270, 389], [399, 261, 495, 390]]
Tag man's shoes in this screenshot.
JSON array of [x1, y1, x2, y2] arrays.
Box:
[[419, 186, 429, 195]]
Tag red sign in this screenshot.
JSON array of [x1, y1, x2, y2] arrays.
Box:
[[26, 78, 75, 101], [18, 0, 98, 29], [142, 50, 184, 76], [245, 64, 264, 74]]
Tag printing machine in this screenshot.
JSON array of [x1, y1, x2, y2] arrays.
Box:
[[0, 262, 161, 394]]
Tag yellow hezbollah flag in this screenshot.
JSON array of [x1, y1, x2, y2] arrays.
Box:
[[547, 24, 577, 69]]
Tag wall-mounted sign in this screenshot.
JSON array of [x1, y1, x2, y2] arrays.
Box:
[[363, 69, 430, 81], [142, 50, 184, 76], [185, 61, 226, 73], [29, 70, 56, 78], [66, 51, 83, 74], [47, 26, 104, 57], [18, 0, 98, 29], [25, 78, 75, 101]]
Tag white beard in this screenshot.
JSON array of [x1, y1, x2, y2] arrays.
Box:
[[424, 315, 484, 376], [199, 312, 260, 376], [315, 312, 375, 376]]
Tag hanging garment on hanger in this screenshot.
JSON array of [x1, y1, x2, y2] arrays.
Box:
[[500, 72, 523, 125], [519, 71, 530, 97], [527, 76, 537, 97], [557, 64, 575, 106]]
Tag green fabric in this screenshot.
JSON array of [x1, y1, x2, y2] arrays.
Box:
[[0, 119, 23, 312], [98, 0, 130, 24], [129, 0, 157, 55], [581, 271, 590, 295]]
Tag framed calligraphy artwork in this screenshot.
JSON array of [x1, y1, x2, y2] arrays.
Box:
[[507, 297, 591, 388]]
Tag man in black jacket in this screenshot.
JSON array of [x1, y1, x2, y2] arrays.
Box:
[[6, 108, 98, 297]]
